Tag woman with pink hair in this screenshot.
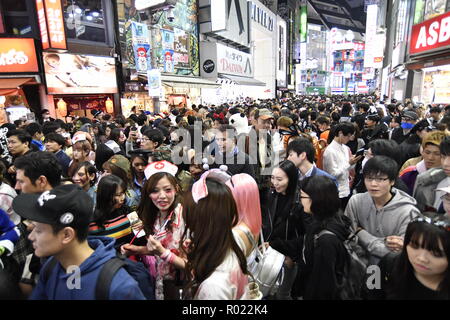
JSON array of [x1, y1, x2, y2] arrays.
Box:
[[226, 173, 262, 256]]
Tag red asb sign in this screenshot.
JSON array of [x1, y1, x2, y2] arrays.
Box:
[[410, 11, 450, 55]]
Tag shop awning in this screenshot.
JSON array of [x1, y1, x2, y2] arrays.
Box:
[[405, 56, 450, 70], [219, 75, 266, 87], [0, 77, 34, 96], [161, 75, 220, 89]]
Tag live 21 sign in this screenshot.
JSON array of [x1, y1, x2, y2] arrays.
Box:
[[410, 11, 450, 55]]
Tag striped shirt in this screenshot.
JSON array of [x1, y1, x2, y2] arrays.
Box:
[[89, 210, 133, 246]]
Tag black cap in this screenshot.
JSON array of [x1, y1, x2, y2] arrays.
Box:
[[128, 148, 153, 160], [12, 184, 94, 227]]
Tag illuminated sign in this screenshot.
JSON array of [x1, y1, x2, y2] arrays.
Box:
[[0, 38, 39, 73], [36, 0, 67, 51], [300, 5, 307, 43], [410, 11, 450, 55]]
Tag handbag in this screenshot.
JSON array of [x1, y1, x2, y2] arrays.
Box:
[[247, 230, 285, 297]]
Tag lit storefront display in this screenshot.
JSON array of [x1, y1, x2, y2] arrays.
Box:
[[0, 38, 41, 124], [407, 8, 450, 105]]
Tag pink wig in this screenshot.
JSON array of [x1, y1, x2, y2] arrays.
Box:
[[226, 173, 262, 238]]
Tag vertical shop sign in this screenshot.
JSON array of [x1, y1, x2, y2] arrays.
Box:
[[132, 22, 151, 72], [36, 0, 67, 50], [147, 69, 162, 97], [300, 5, 307, 43]]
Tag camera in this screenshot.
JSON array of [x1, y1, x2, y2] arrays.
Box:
[[167, 9, 175, 22]]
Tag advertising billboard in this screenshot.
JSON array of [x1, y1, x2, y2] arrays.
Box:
[[43, 53, 118, 94], [0, 38, 39, 73]]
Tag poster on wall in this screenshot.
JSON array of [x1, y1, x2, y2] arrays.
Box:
[[161, 30, 175, 50], [43, 53, 118, 94], [163, 50, 174, 73], [173, 28, 190, 68], [132, 22, 151, 72]]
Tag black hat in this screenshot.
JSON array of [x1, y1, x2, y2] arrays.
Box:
[[128, 148, 153, 160], [12, 184, 94, 227], [403, 110, 418, 120], [91, 109, 102, 117]]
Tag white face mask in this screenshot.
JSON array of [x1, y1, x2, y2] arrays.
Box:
[[362, 156, 370, 169]]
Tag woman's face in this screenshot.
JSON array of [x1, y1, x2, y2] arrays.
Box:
[[105, 127, 111, 138], [72, 166, 94, 190], [119, 131, 126, 144], [132, 157, 146, 177], [149, 176, 176, 214], [72, 146, 88, 161], [113, 185, 126, 209], [271, 167, 289, 194], [300, 190, 312, 214], [407, 235, 448, 281]]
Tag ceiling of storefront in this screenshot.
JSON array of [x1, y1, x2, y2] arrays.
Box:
[[306, 0, 366, 34]]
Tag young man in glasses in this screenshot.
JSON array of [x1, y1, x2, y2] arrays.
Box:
[[345, 156, 420, 265]]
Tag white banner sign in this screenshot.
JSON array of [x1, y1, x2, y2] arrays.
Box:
[[216, 43, 253, 77], [147, 69, 162, 97]]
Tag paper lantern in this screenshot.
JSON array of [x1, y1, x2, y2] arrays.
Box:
[[105, 97, 114, 114], [57, 98, 67, 116]]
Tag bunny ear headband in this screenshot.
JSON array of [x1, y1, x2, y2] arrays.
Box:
[[191, 166, 231, 204]]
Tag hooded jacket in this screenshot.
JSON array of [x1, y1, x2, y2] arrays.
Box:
[[413, 167, 447, 212], [295, 214, 351, 300], [344, 188, 420, 264], [30, 237, 145, 300]]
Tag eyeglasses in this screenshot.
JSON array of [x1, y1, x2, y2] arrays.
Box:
[[412, 215, 450, 231], [441, 195, 450, 202], [364, 177, 390, 183], [141, 137, 150, 142]]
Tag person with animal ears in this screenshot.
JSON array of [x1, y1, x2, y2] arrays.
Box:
[[180, 169, 252, 299], [120, 160, 187, 300]]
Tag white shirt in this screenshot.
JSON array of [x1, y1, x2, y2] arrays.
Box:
[[323, 140, 352, 198]]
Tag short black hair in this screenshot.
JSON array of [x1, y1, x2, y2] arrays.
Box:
[[286, 138, 315, 163], [108, 128, 122, 143], [6, 129, 32, 145], [357, 103, 370, 112], [299, 175, 341, 219], [440, 136, 450, 156], [430, 107, 442, 114], [14, 151, 62, 187], [25, 122, 42, 137], [42, 121, 61, 135], [143, 128, 164, 147], [334, 122, 355, 136], [362, 156, 398, 182], [44, 132, 65, 147], [316, 116, 330, 125]]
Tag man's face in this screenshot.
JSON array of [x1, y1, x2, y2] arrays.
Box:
[[215, 130, 235, 154], [422, 144, 441, 170], [287, 151, 303, 168], [318, 122, 328, 132], [7, 135, 28, 156], [431, 112, 441, 121], [45, 140, 62, 153], [441, 155, 450, 176], [15, 169, 42, 193], [28, 222, 65, 258], [365, 119, 376, 128], [254, 117, 272, 131]]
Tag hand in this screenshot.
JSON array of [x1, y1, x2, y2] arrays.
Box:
[[8, 165, 16, 175], [120, 244, 149, 256], [128, 131, 138, 141], [349, 155, 363, 166], [385, 236, 404, 252], [147, 235, 165, 256]]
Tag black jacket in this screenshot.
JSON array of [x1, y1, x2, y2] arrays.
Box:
[[261, 189, 309, 261], [294, 214, 351, 300]]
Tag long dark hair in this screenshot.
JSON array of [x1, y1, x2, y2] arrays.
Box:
[[137, 172, 181, 236], [387, 215, 450, 299], [275, 160, 299, 198], [181, 177, 248, 298], [93, 175, 126, 228]]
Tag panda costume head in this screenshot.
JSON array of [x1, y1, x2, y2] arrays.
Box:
[[229, 112, 251, 135]]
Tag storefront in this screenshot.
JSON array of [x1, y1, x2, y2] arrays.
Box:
[[406, 8, 450, 105], [0, 38, 42, 124], [42, 52, 119, 119]]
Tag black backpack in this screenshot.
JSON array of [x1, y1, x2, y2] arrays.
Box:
[[42, 253, 155, 300], [314, 230, 367, 300]]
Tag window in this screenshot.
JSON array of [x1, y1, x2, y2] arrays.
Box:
[[0, 0, 36, 37], [423, 0, 447, 21], [63, 0, 108, 44]]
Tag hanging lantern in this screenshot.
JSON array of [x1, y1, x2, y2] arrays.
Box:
[[105, 97, 114, 114], [56, 98, 67, 117]]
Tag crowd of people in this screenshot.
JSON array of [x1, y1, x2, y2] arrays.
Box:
[[0, 94, 449, 300]]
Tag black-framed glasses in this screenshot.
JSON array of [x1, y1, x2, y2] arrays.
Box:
[[412, 215, 450, 231], [364, 177, 390, 183]]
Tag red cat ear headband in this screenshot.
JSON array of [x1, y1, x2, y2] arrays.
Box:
[[213, 113, 225, 120]]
